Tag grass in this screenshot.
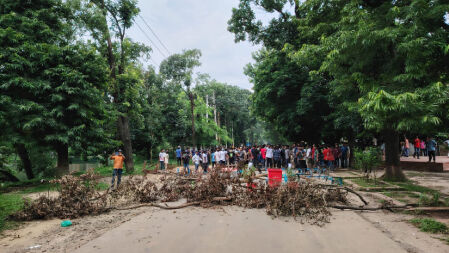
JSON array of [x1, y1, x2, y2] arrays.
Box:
[[382, 191, 421, 203], [0, 194, 24, 232], [410, 218, 448, 234], [389, 181, 438, 194]]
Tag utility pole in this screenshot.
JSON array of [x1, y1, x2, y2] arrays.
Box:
[[232, 124, 234, 147], [213, 91, 218, 141], [206, 94, 209, 120]]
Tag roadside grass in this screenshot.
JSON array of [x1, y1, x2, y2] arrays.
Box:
[[0, 194, 24, 233], [382, 191, 421, 204], [410, 218, 448, 234], [351, 177, 447, 206], [389, 181, 438, 194]]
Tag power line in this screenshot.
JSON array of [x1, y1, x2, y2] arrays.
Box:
[[139, 14, 171, 55], [135, 21, 167, 60]]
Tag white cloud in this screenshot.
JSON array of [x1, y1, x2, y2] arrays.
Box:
[[127, 0, 263, 90]]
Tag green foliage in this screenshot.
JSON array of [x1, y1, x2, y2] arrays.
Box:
[[159, 49, 201, 85], [410, 218, 448, 234], [246, 49, 330, 142], [353, 147, 382, 172], [286, 167, 295, 180], [195, 76, 261, 145]]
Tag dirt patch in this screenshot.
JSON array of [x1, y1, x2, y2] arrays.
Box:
[[0, 206, 150, 253], [405, 171, 449, 195]]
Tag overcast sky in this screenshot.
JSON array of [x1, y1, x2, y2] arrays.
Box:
[[126, 0, 269, 90]]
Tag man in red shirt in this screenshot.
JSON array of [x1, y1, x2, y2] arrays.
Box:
[[323, 146, 329, 169], [413, 136, 420, 159], [261, 145, 267, 169], [326, 145, 335, 171]]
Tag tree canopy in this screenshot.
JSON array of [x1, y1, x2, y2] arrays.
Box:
[[229, 0, 449, 180]]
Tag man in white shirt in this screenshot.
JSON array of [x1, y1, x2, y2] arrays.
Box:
[[192, 151, 202, 173], [305, 145, 312, 169], [201, 151, 208, 173], [266, 145, 273, 168], [219, 148, 227, 165], [159, 149, 166, 170]]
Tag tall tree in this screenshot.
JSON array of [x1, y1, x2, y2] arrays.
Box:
[[0, 0, 110, 175], [76, 0, 150, 172], [228, 0, 338, 143], [320, 0, 449, 180], [159, 49, 202, 148]]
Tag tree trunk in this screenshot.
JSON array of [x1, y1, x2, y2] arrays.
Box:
[[97, 0, 134, 173], [14, 143, 34, 179], [383, 129, 406, 181], [189, 92, 196, 149], [118, 115, 134, 173], [55, 143, 69, 176]]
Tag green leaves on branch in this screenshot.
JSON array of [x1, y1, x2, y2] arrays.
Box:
[[359, 83, 449, 133]]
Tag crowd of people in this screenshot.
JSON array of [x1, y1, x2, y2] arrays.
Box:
[[400, 136, 437, 162], [170, 143, 351, 174]]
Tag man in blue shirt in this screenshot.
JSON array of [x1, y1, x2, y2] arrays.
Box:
[[427, 137, 437, 163], [176, 146, 182, 166]]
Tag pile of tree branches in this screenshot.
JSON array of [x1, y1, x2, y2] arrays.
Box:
[[11, 170, 356, 225]]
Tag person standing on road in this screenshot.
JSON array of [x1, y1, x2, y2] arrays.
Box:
[[261, 145, 267, 169], [164, 151, 169, 171], [326, 145, 335, 171], [110, 149, 125, 188], [192, 151, 202, 173], [201, 151, 209, 173], [266, 145, 274, 168], [333, 144, 340, 168], [211, 149, 216, 169], [404, 136, 410, 157], [273, 146, 281, 168], [306, 145, 313, 169], [220, 148, 227, 165], [284, 146, 290, 168], [413, 136, 420, 159], [159, 149, 166, 170], [420, 139, 427, 156], [340, 143, 349, 168], [182, 151, 190, 173], [427, 137, 437, 163], [176, 146, 182, 166]]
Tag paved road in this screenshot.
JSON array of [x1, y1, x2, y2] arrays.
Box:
[[74, 207, 406, 253]]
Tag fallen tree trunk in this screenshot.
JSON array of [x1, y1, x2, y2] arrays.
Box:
[[112, 197, 232, 211]]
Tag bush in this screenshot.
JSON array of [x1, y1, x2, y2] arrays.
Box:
[[353, 147, 382, 174]]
